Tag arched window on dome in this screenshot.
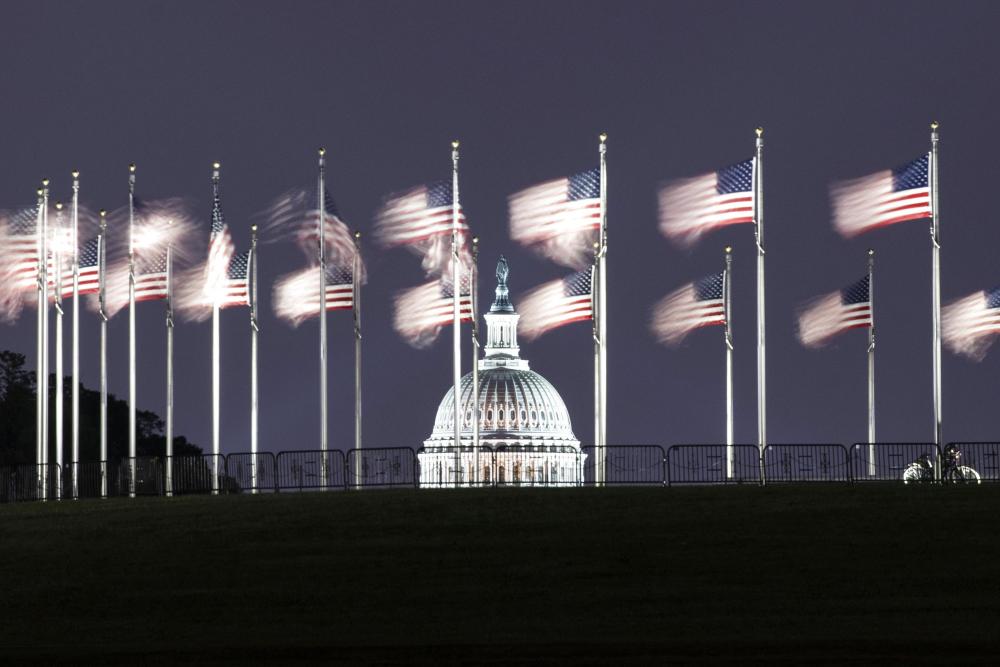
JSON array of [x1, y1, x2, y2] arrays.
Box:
[[520, 409, 526, 423], [498, 409, 504, 422]]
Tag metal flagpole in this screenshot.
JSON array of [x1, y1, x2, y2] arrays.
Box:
[[165, 222, 174, 497], [42, 183, 51, 499], [353, 230, 362, 489], [724, 246, 734, 479], [753, 128, 766, 484], [55, 202, 64, 500], [251, 224, 259, 493], [867, 248, 876, 477], [71, 172, 80, 499], [451, 139, 462, 487], [592, 245, 600, 487], [598, 132, 608, 487], [471, 237, 480, 486], [929, 122, 942, 479], [211, 163, 222, 494], [99, 210, 108, 498], [317, 148, 329, 488], [35, 181, 48, 497], [128, 164, 137, 498]]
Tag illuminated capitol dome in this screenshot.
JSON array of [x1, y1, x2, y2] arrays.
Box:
[[420, 257, 583, 487]]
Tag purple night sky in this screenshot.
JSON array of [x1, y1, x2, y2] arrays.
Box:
[[3, 0, 1000, 454]]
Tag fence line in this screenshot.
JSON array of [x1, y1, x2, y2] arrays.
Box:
[[2, 442, 994, 503]]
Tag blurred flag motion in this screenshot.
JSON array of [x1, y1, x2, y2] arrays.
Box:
[[509, 168, 600, 269], [650, 272, 726, 347], [659, 159, 753, 247], [392, 275, 472, 348], [796, 275, 872, 348], [273, 263, 354, 326], [830, 155, 931, 237], [518, 268, 593, 341], [218, 250, 250, 309], [76, 238, 101, 295], [943, 285, 1000, 361]]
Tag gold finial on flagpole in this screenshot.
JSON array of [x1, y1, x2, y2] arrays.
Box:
[[354, 230, 362, 240], [251, 223, 257, 233], [128, 164, 135, 173], [472, 236, 479, 246], [213, 161, 221, 170], [72, 170, 79, 179], [42, 179, 49, 187], [56, 202, 63, 211], [725, 246, 732, 254], [318, 148, 325, 157], [755, 127, 763, 137], [599, 132, 607, 144], [100, 209, 106, 218], [452, 139, 460, 149], [37, 188, 43, 197], [931, 121, 939, 130], [868, 248, 875, 257]]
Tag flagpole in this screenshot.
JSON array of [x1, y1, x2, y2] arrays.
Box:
[[930, 121, 942, 479], [128, 164, 137, 498], [317, 148, 329, 488], [211, 162, 222, 495], [867, 248, 876, 477], [250, 224, 259, 493], [592, 244, 600, 487], [71, 172, 80, 499], [451, 139, 462, 488], [753, 128, 766, 484], [36, 184, 47, 499], [724, 246, 734, 479], [353, 230, 362, 489], [99, 210, 108, 498], [55, 201, 65, 500], [165, 221, 174, 497], [598, 132, 608, 487], [471, 236, 480, 486]]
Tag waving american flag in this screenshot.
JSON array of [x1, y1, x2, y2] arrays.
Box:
[[943, 285, 1000, 361], [518, 268, 593, 341], [650, 273, 726, 346], [796, 275, 872, 348], [392, 276, 472, 348], [659, 159, 754, 247], [831, 155, 931, 237]]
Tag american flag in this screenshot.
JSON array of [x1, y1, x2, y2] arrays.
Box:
[[375, 181, 468, 247], [796, 275, 872, 348], [77, 237, 101, 296], [272, 263, 355, 326], [218, 249, 250, 309], [392, 276, 473, 348], [830, 155, 931, 237], [650, 273, 726, 346], [5, 206, 40, 292], [509, 168, 601, 255], [943, 285, 1000, 361], [206, 186, 235, 301], [659, 159, 754, 247], [518, 268, 593, 341], [300, 190, 357, 263], [134, 249, 169, 302]]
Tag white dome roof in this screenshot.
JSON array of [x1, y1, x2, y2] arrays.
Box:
[[424, 255, 579, 448], [426, 367, 578, 444]]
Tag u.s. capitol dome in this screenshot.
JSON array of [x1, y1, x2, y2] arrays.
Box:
[[420, 257, 583, 487]]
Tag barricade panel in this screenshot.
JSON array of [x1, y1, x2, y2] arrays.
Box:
[[942, 443, 998, 483], [848, 443, 939, 482], [763, 444, 849, 483], [667, 445, 761, 485], [226, 452, 277, 492], [348, 447, 418, 488], [581, 445, 665, 486], [274, 450, 347, 491]]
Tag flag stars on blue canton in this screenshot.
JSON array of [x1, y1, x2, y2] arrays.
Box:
[[326, 263, 353, 285], [426, 182, 453, 209], [228, 250, 250, 280], [841, 275, 870, 305], [567, 168, 600, 201], [564, 268, 593, 297], [891, 155, 929, 191], [716, 159, 754, 195], [79, 238, 100, 267], [695, 273, 725, 301], [138, 250, 167, 274], [10, 207, 36, 235], [985, 286, 1000, 310]]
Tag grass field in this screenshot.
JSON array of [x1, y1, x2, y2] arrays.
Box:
[[1, 486, 999, 664]]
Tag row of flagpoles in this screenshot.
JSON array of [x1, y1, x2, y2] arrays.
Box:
[[7, 122, 999, 489]]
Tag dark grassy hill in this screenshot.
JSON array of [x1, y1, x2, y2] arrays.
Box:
[[1, 486, 998, 664]]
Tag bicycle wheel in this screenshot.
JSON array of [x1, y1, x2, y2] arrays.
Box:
[[902, 465, 924, 484], [957, 466, 982, 484]]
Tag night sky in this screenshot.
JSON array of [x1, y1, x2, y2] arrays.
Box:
[[4, 0, 1000, 454]]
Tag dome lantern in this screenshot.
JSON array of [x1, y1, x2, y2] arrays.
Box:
[[482, 256, 526, 370]]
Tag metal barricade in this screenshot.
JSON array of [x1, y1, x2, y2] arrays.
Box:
[[486, 445, 581, 488], [848, 442, 939, 482], [942, 443, 999, 483], [116, 457, 164, 496], [666, 445, 762, 485], [763, 444, 849, 483], [226, 452, 277, 493], [64, 461, 108, 499], [274, 450, 347, 491], [582, 445, 665, 486], [0, 463, 62, 502], [166, 455, 228, 495], [348, 447, 418, 489]]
